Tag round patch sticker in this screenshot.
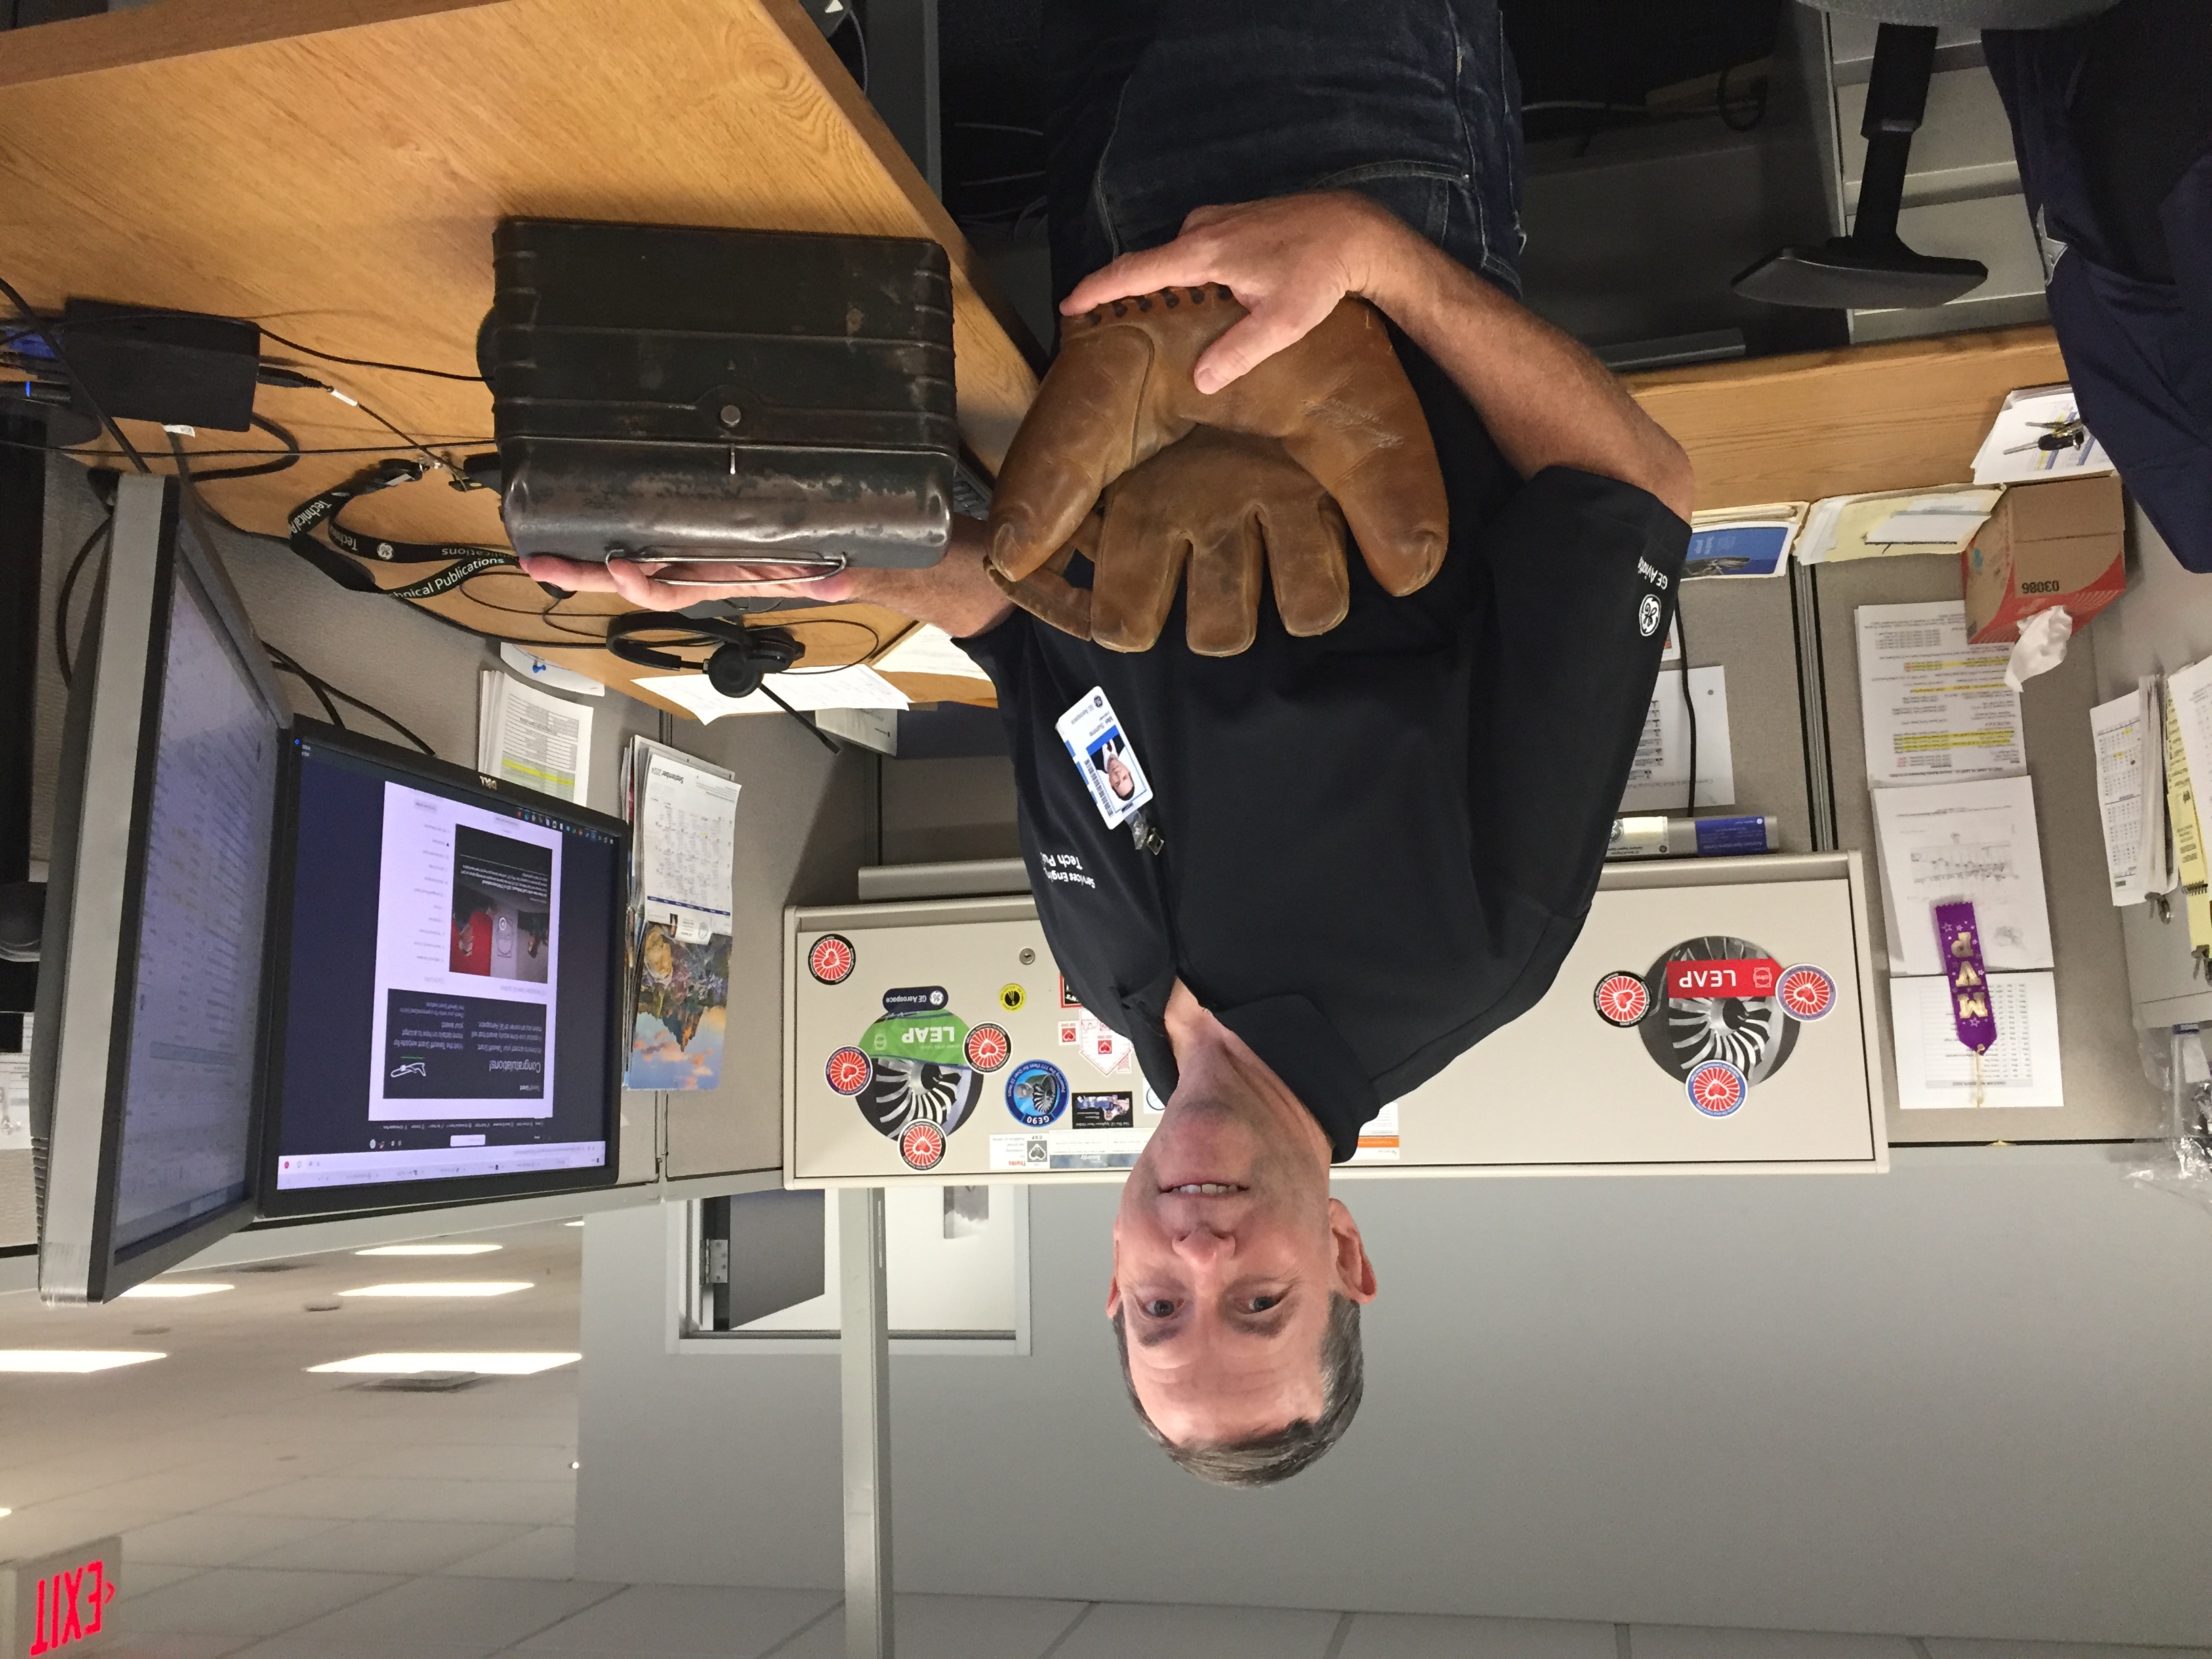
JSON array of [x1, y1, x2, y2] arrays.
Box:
[[1638, 594, 1662, 637], [964, 1023, 1012, 1071], [1593, 970, 1652, 1028], [998, 983, 1026, 1012], [898, 1121, 946, 1170], [1005, 1058, 1069, 1128], [1777, 964, 1836, 1021], [1686, 1059, 1748, 1117], [824, 1046, 873, 1096], [807, 934, 856, 985]]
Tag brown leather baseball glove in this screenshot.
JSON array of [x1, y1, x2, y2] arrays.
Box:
[[989, 426, 1353, 655], [985, 285, 1449, 653]]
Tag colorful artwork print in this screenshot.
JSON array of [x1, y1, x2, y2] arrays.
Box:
[[624, 920, 730, 1090]]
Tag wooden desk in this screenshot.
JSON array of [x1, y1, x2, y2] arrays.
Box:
[[0, 0, 1039, 711]]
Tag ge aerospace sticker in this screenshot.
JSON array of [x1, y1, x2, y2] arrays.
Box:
[[1005, 1059, 1069, 1128], [824, 1046, 873, 1096], [1686, 1059, 1748, 1117], [964, 1023, 1012, 1071], [1777, 964, 1836, 1021], [1638, 594, 1662, 637], [807, 934, 856, 985], [898, 1121, 947, 1170], [1593, 970, 1652, 1027]]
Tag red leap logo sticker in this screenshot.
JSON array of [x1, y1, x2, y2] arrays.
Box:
[[1664, 958, 1780, 999], [964, 1024, 1012, 1071], [1592, 971, 1652, 1027], [807, 934, 856, 985], [824, 1046, 872, 1096], [1776, 964, 1836, 1021], [1686, 1060, 1748, 1116]]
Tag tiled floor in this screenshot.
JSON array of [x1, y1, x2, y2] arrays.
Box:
[[7, 1221, 2208, 1659]]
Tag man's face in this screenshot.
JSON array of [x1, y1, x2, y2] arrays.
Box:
[[1104, 750, 1134, 800], [1108, 1084, 1373, 1444]]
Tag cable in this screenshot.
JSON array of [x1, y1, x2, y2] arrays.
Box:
[[254, 324, 480, 384], [264, 647, 342, 727], [0, 274, 146, 474], [182, 412, 301, 483], [55, 509, 115, 689], [1675, 602, 1698, 819], [758, 678, 842, 755], [262, 643, 435, 755]]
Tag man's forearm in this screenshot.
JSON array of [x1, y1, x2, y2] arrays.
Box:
[[1361, 218, 1694, 518], [842, 515, 1014, 639]]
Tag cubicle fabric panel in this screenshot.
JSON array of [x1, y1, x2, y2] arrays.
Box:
[[0, 0, 1039, 705], [1814, 554, 2162, 1143]]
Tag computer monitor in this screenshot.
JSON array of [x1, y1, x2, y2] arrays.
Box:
[[33, 472, 287, 1303], [255, 723, 626, 1216]]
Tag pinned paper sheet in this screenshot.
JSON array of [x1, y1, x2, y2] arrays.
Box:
[[1620, 665, 1735, 812], [0, 1015, 30, 1153], [874, 624, 991, 682], [1971, 384, 2114, 485], [2090, 687, 2165, 905], [1872, 775, 2053, 977], [1890, 971, 2063, 1109], [1856, 602, 2024, 787], [1798, 488, 2002, 565], [636, 664, 910, 722], [478, 670, 592, 803]]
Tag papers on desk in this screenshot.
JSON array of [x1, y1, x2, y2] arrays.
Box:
[[1620, 665, 1735, 812], [1856, 601, 2024, 787], [1872, 775, 2053, 977], [2089, 682, 2171, 905], [621, 739, 739, 1092], [478, 670, 593, 804], [1971, 384, 2114, 486], [874, 623, 991, 682], [1799, 487, 2003, 565], [636, 664, 909, 723], [498, 642, 605, 697], [1889, 970, 2064, 1109], [1683, 503, 1805, 579]]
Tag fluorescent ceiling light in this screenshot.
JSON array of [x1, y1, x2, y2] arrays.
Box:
[[307, 1352, 579, 1376], [0, 1509, 12, 1519], [119, 1282, 232, 1298], [337, 1282, 532, 1298], [354, 1244, 501, 1256], [564, 1220, 584, 1227], [0, 1351, 165, 1374]]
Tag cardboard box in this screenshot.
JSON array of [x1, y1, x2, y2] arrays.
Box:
[[1962, 473, 2126, 644]]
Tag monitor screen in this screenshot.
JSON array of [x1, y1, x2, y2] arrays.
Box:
[[260, 727, 625, 1211], [110, 554, 281, 1248]]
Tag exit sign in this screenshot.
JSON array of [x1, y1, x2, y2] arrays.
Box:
[[2, 1537, 118, 1658]]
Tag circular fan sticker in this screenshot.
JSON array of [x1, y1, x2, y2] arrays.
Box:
[[1639, 934, 1800, 1084], [1005, 1059, 1069, 1128], [856, 1059, 982, 1139], [899, 1121, 946, 1170], [1593, 970, 1652, 1028], [964, 1023, 1012, 1071], [807, 934, 856, 985], [824, 1046, 873, 1096], [1777, 964, 1836, 1021], [1686, 1059, 1748, 1117]]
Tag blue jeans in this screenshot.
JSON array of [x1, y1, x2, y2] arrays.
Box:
[[1042, 0, 1526, 311]]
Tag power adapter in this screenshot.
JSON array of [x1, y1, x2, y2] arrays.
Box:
[[60, 299, 261, 433]]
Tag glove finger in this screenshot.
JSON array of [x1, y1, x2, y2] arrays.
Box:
[[986, 535, 1094, 641], [1261, 489, 1351, 638], [1223, 301, 1450, 596], [1185, 499, 1266, 658], [1090, 478, 1189, 655], [986, 327, 1158, 582]]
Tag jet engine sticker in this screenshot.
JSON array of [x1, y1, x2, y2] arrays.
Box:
[[1073, 1090, 1134, 1129], [1686, 1059, 1748, 1116], [1777, 964, 1836, 1021], [1005, 1059, 1069, 1128], [825, 1046, 873, 1096], [857, 1058, 982, 1138], [1593, 971, 1652, 1027], [807, 934, 856, 985], [1639, 935, 1801, 1086], [899, 1120, 947, 1170], [964, 1023, 1012, 1071]]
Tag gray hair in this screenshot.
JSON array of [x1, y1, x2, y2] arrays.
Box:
[[1111, 1292, 1364, 1486]]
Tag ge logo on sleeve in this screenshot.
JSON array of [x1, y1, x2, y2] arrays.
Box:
[[1637, 594, 1662, 637]]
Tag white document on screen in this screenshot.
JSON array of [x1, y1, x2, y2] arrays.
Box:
[[365, 783, 562, 1122]]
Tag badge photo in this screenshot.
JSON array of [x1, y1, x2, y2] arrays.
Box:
[[807, 933, 856, 985], [1005, 1058, 1069, 1128], [1054, 687, 1154, 830]]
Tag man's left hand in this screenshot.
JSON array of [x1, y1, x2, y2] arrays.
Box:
[[1060, 192, 1413, 394]]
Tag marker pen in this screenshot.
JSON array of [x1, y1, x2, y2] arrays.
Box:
[[1606, 814, 1779, 860]]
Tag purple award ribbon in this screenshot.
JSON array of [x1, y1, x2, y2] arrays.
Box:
[[1934, 900, 1996, 1054]]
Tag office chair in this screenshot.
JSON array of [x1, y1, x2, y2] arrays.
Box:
[[1734, 0, 2116, 309]]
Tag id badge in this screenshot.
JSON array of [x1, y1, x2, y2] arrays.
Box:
[[1055, 687, 1154, 830]]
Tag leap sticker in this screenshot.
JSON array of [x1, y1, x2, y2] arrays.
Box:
[[899, 1121, 946, 1170], [964, 1023, 1012, 1071], [807, 935, 856, 985], [1777, 964, 1836, 1021], [825, 1046, 873, 1096], [1055, 687, 1153, 830], [859, 1013, 969, 1067], [1687, 1060, 1748, 1117]]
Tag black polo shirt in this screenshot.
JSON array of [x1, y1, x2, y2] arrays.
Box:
[[960, 342, 1688, 1161]]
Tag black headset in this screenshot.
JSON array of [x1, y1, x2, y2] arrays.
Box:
[[602, 612, 806, 700]]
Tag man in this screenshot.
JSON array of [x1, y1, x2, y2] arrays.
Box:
[[523, 0, 1692, 1485]]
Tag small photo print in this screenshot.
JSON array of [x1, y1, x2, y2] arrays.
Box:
[[1071, 1090, 1134, 1130]]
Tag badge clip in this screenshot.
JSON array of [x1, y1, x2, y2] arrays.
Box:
[[1935, 899, 1996, 1105]]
